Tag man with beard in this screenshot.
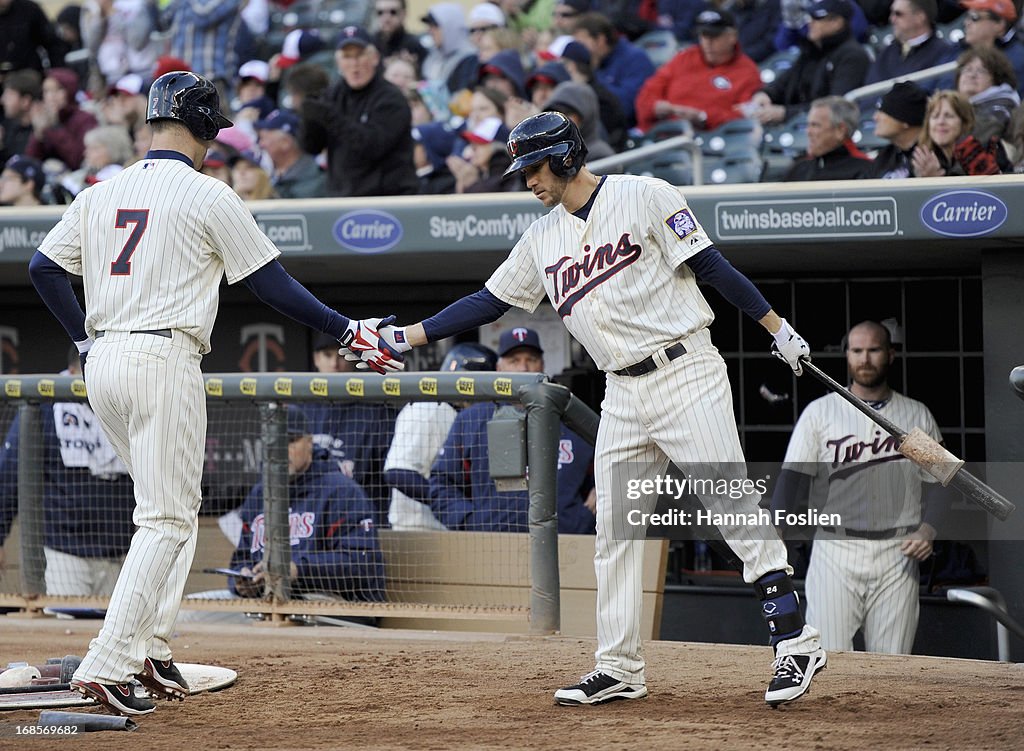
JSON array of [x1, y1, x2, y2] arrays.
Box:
[[771, 321, 948, 655]]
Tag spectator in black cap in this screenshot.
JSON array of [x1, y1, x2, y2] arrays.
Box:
[[636, 9, 762, 133], [300, 25, 418, 197], [745, 0, 869, 124], [864, 0, 957, 92], [255, 109, 326, 199], [0, 69, 41, 164], [868, 81, 929, 178], [0, 154, 45, 206]]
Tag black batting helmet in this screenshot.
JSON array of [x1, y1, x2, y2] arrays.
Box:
[[441, 343, 498, 372], [503, 111, 587, 179], [146, 71, 233, 141]]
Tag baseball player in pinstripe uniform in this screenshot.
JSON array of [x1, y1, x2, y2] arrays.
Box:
[[27, 71, 403, 716], [371, 112, 827, 706], [772, 321, 945, 654]]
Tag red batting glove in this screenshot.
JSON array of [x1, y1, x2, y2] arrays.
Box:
[[339, 317, 406, 374]]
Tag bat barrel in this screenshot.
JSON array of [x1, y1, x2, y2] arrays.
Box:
[[949, 469, 1016, 522]]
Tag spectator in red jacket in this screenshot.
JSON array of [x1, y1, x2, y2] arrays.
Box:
[[635, 9, 763, 132], [25, 68, 97, 171]]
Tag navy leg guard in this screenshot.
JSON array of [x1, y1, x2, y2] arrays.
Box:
[[754, 570, 804, 647]]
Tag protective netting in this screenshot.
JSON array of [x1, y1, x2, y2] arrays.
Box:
[[1, 384, 589, 613]]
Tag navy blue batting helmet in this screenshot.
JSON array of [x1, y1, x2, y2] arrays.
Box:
[[504, 111, 587, 179], [441, 343, 498, 372], [146, 71, 233, 141]]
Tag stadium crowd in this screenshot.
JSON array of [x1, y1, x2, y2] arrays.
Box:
[[3, 0, 1024, 206]]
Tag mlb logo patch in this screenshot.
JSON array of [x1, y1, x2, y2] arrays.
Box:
[[666, 208, 697, 239]]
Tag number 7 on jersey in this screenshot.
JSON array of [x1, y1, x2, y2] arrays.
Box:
[[111, 209, 150, 276]]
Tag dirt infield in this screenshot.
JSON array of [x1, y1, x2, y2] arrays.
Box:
[[0, 618, 1021, 750]]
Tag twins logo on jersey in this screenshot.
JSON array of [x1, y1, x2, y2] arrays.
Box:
[[544, 232, 643, 317], [827, 430, 902, 472], [666, 209, 697, 240], [249, 511, 317, 553]]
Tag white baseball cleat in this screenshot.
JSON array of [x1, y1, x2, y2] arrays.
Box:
[[765, 648, 827, 707], [554, 670, 649, 706]]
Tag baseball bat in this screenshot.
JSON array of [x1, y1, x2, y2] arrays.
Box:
[[801, 360, 1015, 522]]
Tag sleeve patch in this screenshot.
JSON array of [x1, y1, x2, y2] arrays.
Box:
[[665, 208, 697, 239]]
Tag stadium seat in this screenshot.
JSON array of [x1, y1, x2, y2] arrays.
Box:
[[937, 16, 967, 44], [642, 119, 695, 143], [635, 29, 682, 68], [867, 24, 894, 56], [759, 151, 795, 182], [697, 118, 764, 157], [761, 112, 809, 158], [759, 47, 800, 85], [703, 152, 764, 184]]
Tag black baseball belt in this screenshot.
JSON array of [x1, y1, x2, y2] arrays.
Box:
[[819, 525, 918, 540], [613, 341, 687, 377], [94, 329, 172, 339]]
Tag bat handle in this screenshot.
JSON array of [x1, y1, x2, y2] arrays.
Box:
[[948, 469, 1016, 522]]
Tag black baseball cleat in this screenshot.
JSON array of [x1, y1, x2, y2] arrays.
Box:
[[764, 648, 827, 707], [554, 670, 649, 706], [135, 657, 189, 701], [71, 679, 156, 716]]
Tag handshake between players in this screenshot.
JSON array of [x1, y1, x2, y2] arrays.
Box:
[[339, 316, 811, 376]]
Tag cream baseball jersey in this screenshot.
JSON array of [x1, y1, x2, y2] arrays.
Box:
[[37, 156, 279, 354], [485, 175, 715, 372], [782, 391, 941, 530]]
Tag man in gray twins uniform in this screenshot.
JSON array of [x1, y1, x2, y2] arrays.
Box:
[[773, 321, 946, 654]]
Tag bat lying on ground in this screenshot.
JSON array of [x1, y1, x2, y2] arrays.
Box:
[[801, 360, 1015, 522]]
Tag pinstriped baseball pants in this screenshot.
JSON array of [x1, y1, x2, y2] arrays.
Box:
[[72, 331, 204, 685], [805, 536, 919, 654], [594, 339, 792, 684]]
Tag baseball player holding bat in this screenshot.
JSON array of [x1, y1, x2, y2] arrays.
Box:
[[28, 71, 403, 716], [772, 321, 948, 654], [372, 112, 827, 706]]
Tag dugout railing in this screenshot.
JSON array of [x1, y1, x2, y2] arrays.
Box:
[[0, 372, 605, 634]]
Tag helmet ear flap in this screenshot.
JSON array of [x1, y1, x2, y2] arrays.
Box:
[[549, 151, 577, 179]]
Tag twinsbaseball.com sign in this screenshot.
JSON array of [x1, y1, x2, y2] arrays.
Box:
[[714, 197, 899, 240]]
